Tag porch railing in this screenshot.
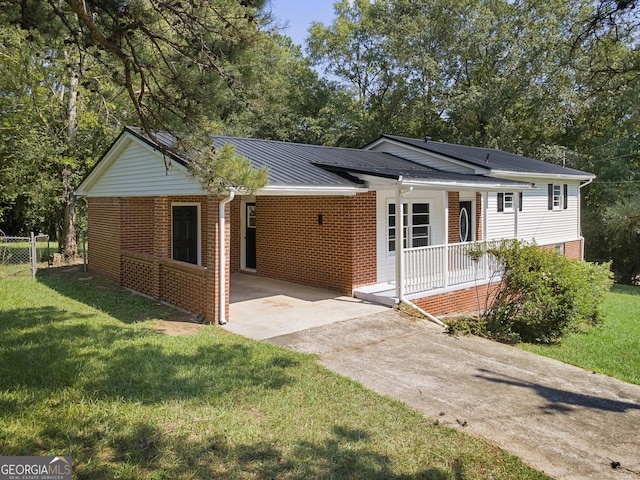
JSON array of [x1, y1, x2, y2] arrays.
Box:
[[403, 240, 499, 295]]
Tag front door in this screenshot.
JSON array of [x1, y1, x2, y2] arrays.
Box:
[[245, 203, 256, 269], [459, 201, 472, 242]]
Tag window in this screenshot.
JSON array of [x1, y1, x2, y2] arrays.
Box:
[[172, 204, 199, 265], [548, 184, 568, 210], [388, 202, 430, 252], [497, 192, 515, 213]]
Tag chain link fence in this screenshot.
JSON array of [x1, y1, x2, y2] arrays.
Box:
[[0, 232, 51, 278]]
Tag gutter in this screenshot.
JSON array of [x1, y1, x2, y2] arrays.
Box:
[[218, 190, 235, 325]]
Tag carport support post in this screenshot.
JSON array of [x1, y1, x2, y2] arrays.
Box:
[[218, 191, 235, 325]]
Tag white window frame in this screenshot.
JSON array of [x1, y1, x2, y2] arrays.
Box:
[[387, 201, 431, 254], [553, 184, 562, 210], [171, 202, 202, 266]]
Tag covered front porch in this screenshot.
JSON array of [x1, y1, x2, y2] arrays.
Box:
[[355, 239, 499, 306]]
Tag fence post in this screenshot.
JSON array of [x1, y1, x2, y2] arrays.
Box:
[[30, 232, 37, 278], [82, 230, 87, 273]]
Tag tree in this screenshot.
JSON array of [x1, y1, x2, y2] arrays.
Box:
[[0, 0, 273, 256], [0, 25, 128, 244]]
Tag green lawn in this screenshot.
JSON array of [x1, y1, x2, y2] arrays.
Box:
[[520, 284, 640, 385], [0, 269, 548, 480]]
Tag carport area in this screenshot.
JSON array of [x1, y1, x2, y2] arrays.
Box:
[[224, 273, 390, 340]]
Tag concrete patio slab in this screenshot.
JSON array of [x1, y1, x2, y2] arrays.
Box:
[[267, 310, 640, 480], [224, 273, 390, 340]]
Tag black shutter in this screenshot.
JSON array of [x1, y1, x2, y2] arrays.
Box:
[[548, 184, 553, 210], [497, 193, 504, 212], [563, 184, 568, 210], [519, 192, 523, 212]]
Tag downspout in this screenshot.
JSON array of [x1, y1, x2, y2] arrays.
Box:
[[218, 190, 235, 325], [578, 178, 594, 261]]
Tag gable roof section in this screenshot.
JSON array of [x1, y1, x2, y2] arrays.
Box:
[[79, 127, 544, 197], [182, 132, 531, 191], [371, 135, 594, 179], [76, 129, 205, 197]]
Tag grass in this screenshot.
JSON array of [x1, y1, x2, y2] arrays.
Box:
[[520, 284, 640, 385], [0, 268, 549, 479]]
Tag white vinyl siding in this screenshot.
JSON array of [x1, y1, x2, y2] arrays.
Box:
[[517, 183, 579, 244], [79, 137, 205, 197], [486, 192, 517, 239], [486, 184, 580, 244]]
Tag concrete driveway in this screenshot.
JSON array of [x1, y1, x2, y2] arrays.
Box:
[[262, 310, 640, 480]]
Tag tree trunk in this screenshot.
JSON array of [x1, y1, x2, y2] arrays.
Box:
[[61, 165, 77, 259], [59, 49, 80, 259]]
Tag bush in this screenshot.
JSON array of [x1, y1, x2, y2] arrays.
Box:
[[481, 240, 613, 343]]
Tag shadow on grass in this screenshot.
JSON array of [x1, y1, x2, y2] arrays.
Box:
[[58, 422, 460, 480], [36, 269, 174, 324], [0, 304, 296, 403]]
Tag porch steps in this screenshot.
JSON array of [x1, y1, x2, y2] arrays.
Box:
[[353, 283, 399, 307]]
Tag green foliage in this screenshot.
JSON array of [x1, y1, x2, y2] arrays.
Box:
[[521, 284, 640, 385], [595, 194, 640, 284], [482, 241, 613, 343], [187, 142, 269, 195]]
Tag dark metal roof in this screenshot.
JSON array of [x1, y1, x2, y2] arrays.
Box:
[[122, 127, 532, 189], [382, 135, 594, 177]]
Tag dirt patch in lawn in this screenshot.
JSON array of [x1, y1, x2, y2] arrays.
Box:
[[153, 319, 203, 336]]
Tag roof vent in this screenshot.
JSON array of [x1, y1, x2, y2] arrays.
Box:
[[485, 153, 490, 163], [424, 136, 431, 142]]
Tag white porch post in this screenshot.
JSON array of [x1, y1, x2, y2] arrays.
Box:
[[395, 184, 405, 300], [443, 191, 449, 288], [483, 191, 489, 280]]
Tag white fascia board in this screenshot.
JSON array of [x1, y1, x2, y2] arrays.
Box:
[[400, 178, 533, 191], [359, 173, 531, 191], [364, 137, 490, 174], [257, 185, 363, 196], [489, 171, 595, 182]]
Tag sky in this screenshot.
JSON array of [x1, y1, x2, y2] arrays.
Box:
[[267, 0, 337, 47]]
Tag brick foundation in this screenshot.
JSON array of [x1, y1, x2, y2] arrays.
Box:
[[412, 282, 499, 316]]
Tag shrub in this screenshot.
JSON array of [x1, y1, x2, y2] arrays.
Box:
[[481, 240, 613, 343]]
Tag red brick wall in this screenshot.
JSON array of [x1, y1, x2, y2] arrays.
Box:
[[448, 192, 460, 244], [413, 281, 500, 316], [160, 259, 207, 316], [87, 198, 121, 282], [121, 198, 154, 254], [564, 239, 582, 260], [350, 192, 377, 288], [87, 194, 224, 323], [121, 253, 157, 298], [255, 192, 377, 294], [229, 197, 241, 273]]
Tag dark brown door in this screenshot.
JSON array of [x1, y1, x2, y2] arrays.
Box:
[[245, 203, 256, 269], [459, 201, 472, 242]]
